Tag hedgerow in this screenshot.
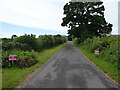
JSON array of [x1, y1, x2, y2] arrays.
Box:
[[74, 36, 119, 69], [2, 34, 66, 68]]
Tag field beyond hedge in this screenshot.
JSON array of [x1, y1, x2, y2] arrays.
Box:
[[74, 36, 120, 85]]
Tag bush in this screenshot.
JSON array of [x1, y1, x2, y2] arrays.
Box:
[[2, 34, 37, 51], [36, 35, 66, 51], [2, 34, 66, 68], [75, 36, 119, 69], [73, 38, 81, 45], [17, 56, 37, 68], [102, 38, 119, 65], [2, 34, 66, 52], [2, 51, 37, 68], [15, 34, 37, 51]]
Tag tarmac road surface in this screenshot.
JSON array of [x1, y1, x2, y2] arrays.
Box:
[[21, 41, 119, 88]]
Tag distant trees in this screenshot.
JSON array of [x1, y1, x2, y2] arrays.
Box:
[[11, 35, 18, 39], [61, 1, 113, 42], [54, 34, 62, 37]]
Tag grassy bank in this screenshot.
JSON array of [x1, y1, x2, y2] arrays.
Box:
[[2, 43, 66, 88], [75, 45, 120, 85]]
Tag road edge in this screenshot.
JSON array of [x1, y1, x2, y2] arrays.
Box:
[[75, 46, 120, 88], [15, 43, 67, 88]]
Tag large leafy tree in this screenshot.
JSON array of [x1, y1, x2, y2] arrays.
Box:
[[61, 1, 113, 41]]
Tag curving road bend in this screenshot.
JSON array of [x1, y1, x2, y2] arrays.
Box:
[[21, 41, 119, 88]]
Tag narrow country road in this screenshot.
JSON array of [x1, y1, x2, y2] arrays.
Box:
[[21, 41, 118, 88]]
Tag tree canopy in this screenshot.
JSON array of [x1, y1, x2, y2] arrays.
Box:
[[61, 1, 113, 41]]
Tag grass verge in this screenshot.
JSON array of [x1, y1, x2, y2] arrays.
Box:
[[2, 43, 66, 88], [75, 45, 120, 85]]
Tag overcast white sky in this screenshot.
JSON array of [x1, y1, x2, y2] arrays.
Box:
[[0, 0, 119, 38]]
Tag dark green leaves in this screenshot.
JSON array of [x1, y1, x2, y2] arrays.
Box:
[[61, 1, 113, 41]]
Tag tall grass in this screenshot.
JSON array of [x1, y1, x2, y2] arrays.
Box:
[[74, 36, 120, 84]]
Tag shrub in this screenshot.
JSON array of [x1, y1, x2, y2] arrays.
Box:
[[2, 51, 37, 68], [73, 38, 81, 45], [75, 36, 119, 69], [2, 34, 66, 68], [15, 34, 37, 51], [36, 35, 66, 51], [2, 34, 37, 51], [2, 34, 66, 52]]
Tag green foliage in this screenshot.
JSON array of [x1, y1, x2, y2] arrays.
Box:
[[36, 35, 66, 51], [15, 34, 37, 51], [2, 34, 66, 52], [74, 38, 81, 44], [61, 1, 113, 41], [2, 34, 36, 51], [2, 43, 66, 88], [74, 36, 119, 69], [2, 34, 66, 68], [77, 47, 120, 84], [2, 50, 37, 68]]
